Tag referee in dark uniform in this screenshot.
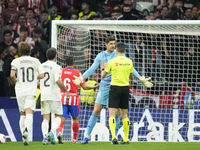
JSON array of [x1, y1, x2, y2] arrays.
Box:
[[101, 42, 133, 145]]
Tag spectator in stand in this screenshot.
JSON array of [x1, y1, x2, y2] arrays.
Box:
[[113, 5, 120, 10], [26, 8, 39, 28], [19, 5, 26, 15], [0, 46, 7, 97], [198, 14, 200, 20], [81, 14, 88, 20], [70, 13, 78, 20], [40, 10, 50, 46], [33, 27, 47, 63], [123, 0, 141, 18], [78, 1, 96, 20], [30, 48, 39, 58], [184, 8, 192, 20], [103, 1, 111, 19], [0, 14, 7, 43], [3, 45, 17, 96], [14, 25, 35, 49], [50, 4, 63, 20], [153, 9, 161, 19], [169, 0, 185, 20], [25, 0, 44, 17], [13, 14, 34, 38], [0, 30, 17, 50], [157, 0, 175, 10], [89, 13, 102, 20], [118, 4, 139, 20], [6, 20, 19, 42], [0, 0, 5, 14], [191, 6, 198, 19], [160, 6, 169, 20], [1, 0, 20, 23]]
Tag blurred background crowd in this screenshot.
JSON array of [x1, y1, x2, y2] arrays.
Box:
[[0, 0, 200, 98]]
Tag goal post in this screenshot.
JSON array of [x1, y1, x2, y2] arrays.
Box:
[[51, 20, 200, 142]]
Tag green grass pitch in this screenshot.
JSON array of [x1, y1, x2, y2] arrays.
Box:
[[1, 142, 200, 150]]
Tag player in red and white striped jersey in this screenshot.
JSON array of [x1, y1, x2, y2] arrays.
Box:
[[14, 26, 35, 49], [57, 55, 99, 144]]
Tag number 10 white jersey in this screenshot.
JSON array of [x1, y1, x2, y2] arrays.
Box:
[[40, 61, 62, 101], [11, 56, 44, 97]]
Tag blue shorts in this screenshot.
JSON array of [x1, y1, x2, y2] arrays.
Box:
[[95, 88, 109, 106], [62, 105, 79, 118]]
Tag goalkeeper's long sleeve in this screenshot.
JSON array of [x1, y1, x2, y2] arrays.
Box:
[[132, 68, 140, 78]]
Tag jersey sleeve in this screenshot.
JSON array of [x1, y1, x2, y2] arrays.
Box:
[[55, 66, 62, 82], [36, 59, 44, 75], [105, 60, 112, 73], [11, 59, 17, 71], [83, 52, 102, 78]]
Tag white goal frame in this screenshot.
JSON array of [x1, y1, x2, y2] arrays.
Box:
[[51, 20, 200, 49]]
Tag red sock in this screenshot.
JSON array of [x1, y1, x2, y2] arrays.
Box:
[[72, 123, 79, 140], [58, 121, 64, 134]]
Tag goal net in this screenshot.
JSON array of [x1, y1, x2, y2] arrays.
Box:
[[52, 20, 200, 142]]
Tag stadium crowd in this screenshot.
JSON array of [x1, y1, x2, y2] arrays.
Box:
[[0, 0, 200, 97]]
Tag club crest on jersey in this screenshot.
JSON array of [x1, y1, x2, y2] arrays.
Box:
[[115, 63, 118, 66]]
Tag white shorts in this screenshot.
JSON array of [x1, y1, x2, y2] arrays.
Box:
[[41, 100, 63, 115], [16, 95, 36, 112]]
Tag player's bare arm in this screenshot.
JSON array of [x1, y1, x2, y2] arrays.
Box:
[[56, 80, 70, 99], [37, 73, 45, 79], [10, 70, 17, 84]]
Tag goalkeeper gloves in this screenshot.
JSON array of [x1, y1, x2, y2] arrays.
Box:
[[73, 75, 84, 85], [139, 76, 153, 88]]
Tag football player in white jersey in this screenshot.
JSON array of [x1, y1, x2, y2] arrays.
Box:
[[10, 42, 44, 146], [40, 48, 70, 145]]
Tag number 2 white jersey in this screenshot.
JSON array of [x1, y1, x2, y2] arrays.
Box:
[[11, 56, 44, 97], [40, 61, 62, 101]]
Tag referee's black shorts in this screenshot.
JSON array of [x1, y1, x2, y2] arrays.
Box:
[[109, 85, 129, 109]]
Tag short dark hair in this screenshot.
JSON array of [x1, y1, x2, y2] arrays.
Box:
[[154, 9, 160, 14], [34, 27, 43, 34], [123, 4, 131, 8], [20, 25, 28, 32], [161, 6, 169, 11], [31, 48, 39, 57], [19, 14, 26, 19], [116, 42, 125, 53], [65, 55, 74, 66], [41, 10, 49, 15], [111, 9, 122, 14], [3, 30, 12, 36], [19, 5, 25, 10], [26, 8, 34, 13], [105, 36, 115, 44], [46, 48, 57, 60]]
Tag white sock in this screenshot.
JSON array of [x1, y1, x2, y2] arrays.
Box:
[[42, 119, 49, 138], [24, 114, 33, 133], [51, 117, 61, 135], [19, 116, 26, 135]]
